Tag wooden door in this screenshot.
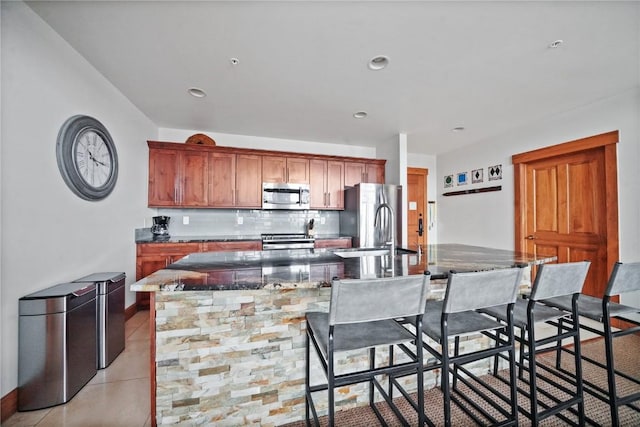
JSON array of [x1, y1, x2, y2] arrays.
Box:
[[262, 156, 286, 183], [286, 157, 310, 184], [236, 154, 262, 207], [344, 161, 366, 187], [514, 131, 619, 298], [209, 152, 236, 207], [309, 159, 327, 208], [180, 151, 208, 206], [148, 149, 179, 206], [407, 168, 428, 251]]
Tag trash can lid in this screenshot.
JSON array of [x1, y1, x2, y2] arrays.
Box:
[[73, 272, 126, 283], [20, 282, 96, 299]]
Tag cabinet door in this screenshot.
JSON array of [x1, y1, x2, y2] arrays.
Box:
[[326, 161, 344, 209], [315, 238, 352, 249], [366, 163, 385, 184], [236, 154, 262, 207], [262, 156, 286, 183], [287, 157, 310, 184], [136, 255, 169, 309], [209, 152, 236, 207], [203, 241, 262, 252], [309, 159, 328, 209], [148, 149, 179, 206], [344, 161, 366, 187], [180, 151, 209, 206]]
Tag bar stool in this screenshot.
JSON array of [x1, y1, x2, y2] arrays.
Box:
[[394, 267, 524, 427], [305, 273, 430, 426], [481, 260, 590, 426], [542, 261, 640, 425]]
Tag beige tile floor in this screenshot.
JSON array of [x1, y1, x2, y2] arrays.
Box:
[[3, 310, 151, 427]]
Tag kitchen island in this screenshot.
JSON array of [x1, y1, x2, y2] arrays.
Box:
[[132, 244, 554, 426]]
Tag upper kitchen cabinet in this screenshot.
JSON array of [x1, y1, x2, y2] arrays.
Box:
[[209, 152, 262, 208], [235, 154, 262, 207], [148, 148, 208, 207], [310, 159, 344, 210], [262, 155, 310, 184], [344, 160, 385, 186]]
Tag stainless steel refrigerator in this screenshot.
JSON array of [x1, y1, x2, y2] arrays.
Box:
[[339, 183, 403, 249]]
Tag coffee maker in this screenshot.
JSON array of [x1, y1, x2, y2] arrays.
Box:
[[151, 216, 171, 237]]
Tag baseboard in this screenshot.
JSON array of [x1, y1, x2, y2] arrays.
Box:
[[1, 388, 17, 423], [125, 302, 138, 321]]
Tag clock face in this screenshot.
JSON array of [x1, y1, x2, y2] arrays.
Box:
[[74, 129, 114, 188], [57, 115, 119, 201]]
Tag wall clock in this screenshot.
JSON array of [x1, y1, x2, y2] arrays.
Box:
[[56, 115, 119, 201]]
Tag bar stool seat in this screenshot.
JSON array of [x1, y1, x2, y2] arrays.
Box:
[[543, 293, 638, 322], [306, 312, 417, 356], [420, 300, 507, 342], [482, 299, 568, 328]]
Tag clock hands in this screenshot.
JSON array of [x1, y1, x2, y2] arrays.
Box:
[[86, 149, 108, 167]]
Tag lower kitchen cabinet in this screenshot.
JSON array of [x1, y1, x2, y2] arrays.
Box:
[[135, 240, 261, 309], [315, 238, 352, 249]]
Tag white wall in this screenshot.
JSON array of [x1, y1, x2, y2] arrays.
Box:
[[1, 2, 157, 396], [436, 88, 640, 306], [158, 128, 376, 158]]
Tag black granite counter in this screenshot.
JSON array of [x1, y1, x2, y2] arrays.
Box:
[[130, 243, 556, 292]]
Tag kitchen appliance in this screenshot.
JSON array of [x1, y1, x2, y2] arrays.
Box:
[[339, 183, 403, 250], [261, 233, 315, 250], [73, 272, 126, 369], [151, 215, 170, 236], [18, 282, 97, 410], [262, 183, 310, 210]]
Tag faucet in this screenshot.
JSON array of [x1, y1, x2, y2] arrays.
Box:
[[374, 203, 395, 256]]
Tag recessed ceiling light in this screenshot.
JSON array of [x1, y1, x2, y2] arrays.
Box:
[[187, 87, 207, 98], [353, 111, 368, 119], [368, 56, 389, 70], [548, 39, 563, 49], [452, 126, 465, 132], [230, 58, 239, 65]]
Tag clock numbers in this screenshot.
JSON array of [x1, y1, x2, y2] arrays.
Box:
[[75, 130, 112, 188]]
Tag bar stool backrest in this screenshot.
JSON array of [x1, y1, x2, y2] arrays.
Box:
[[442, 268, 524, 314], [329, 274, 430, 325], [605, 262, 640, 296], [529, 261, 590, 301]]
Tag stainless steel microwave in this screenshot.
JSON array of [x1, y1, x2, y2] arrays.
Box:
[[262, 183, 310, 210]]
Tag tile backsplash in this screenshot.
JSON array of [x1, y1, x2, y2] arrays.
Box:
[[148, 209, 340, 237]]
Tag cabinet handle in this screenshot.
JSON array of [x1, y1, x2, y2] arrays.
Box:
[[328, 193, 331, 207], [285, 168, 288, 182]]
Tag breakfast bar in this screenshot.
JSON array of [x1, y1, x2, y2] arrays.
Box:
[[131, 244, 555, 426]]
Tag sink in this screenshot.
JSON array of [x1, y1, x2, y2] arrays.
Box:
[[332, 248, 390, 258]]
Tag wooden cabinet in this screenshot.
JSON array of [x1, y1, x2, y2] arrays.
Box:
[[148, 148, 208, 207], [135, 242, 201, 309], [315, 238, 352, 249], [208, 153, 261, 208], [148, 141, 384, 210], [202, 241, 262, 252], [262, 156, 310, 184], [310, 159, 344, 209], [136, 240, 261, 309], [344, 161, 385, 187], [236, 154, 262, 207]]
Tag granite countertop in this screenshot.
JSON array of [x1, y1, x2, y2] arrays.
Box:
[[130, 243, 556, 292]]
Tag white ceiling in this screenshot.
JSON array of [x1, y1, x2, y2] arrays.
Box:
[[26, 1, 640, 155]]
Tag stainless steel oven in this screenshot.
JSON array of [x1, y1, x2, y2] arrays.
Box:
[[261, 233, 315, 250], [262, 183, 310, 210]]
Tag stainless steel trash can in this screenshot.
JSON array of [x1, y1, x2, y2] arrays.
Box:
[[18, 282, 97, 411], [73, 272, 126, 369]]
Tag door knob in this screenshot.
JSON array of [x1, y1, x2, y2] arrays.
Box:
[[526, 235, 536, 240]]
